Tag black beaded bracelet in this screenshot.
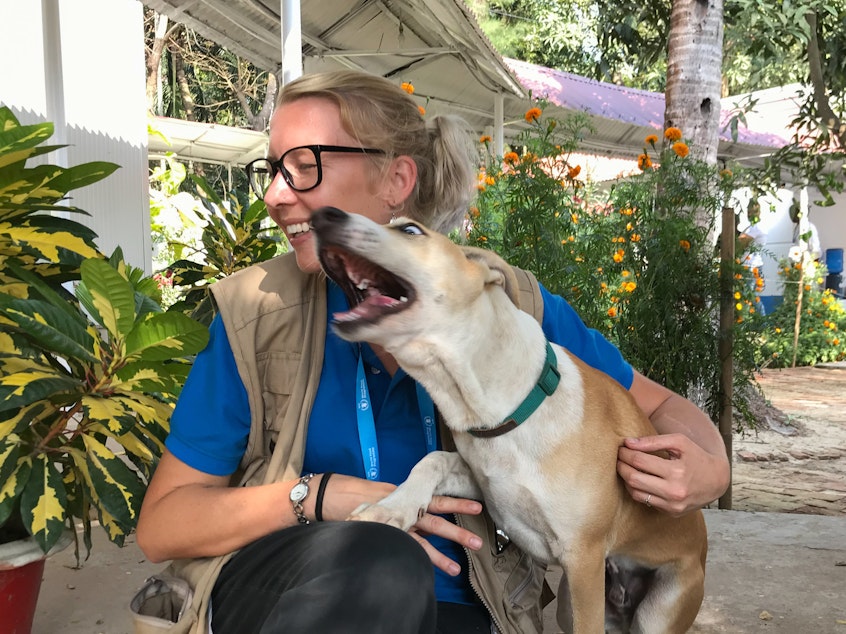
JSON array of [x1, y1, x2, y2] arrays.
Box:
[[315, 472, 333, 522]]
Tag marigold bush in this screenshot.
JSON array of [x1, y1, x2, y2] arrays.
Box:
[[466, 105, 762, 426], [759, 261, 846, 367]]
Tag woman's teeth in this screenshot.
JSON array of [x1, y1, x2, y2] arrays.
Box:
[[287, 222, 310, 238]]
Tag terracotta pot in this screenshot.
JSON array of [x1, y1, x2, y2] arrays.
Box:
[[0, 531, 73, 634]]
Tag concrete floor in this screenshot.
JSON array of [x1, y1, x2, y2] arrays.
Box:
[[32, 509, 846, 633]]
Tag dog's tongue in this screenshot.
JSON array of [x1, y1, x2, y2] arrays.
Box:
[[333, 295, 401, 323]]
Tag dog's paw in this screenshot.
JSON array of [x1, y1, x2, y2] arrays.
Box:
[[347, 503, 414, 530]]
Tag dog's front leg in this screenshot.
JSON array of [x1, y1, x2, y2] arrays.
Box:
[[348, 450, 480, 530], [556, 540, 607, 634]]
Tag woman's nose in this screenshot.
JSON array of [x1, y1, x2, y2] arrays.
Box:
[[263, 172, 297, 205]]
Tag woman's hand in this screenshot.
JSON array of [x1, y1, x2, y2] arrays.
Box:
[[623, 372, 731, 516], [617, 433, 729, 516], [319, 474, 483, 576]]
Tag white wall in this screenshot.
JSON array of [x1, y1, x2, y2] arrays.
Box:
[[730, 186, 846, 303], [0, 0, 151, 272], [813, 189, 846, 282]]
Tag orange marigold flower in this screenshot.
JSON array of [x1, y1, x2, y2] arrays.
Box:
[[401, 82, 415, 94], [672, 142, 690, 158], [834, 338, 841, 346], [607, 307, 618, 318], [479, 135, 492, 144], [525, 107, 542, 123], [485, 175, 495, 186], [613, 249, 625, 263], [503, 151, 520, 165], [568, 165, 582, 179], [630, 233, 641, 242], [720, 168, 733, 178], [664, 127, 683, 142], [645, 134, 659, 145], [418, 105, 426, 116], [624, 281, 637, 292], [637, 154, 653, 170], [621, 270, 631, 277], [679, 239, 691, 252]]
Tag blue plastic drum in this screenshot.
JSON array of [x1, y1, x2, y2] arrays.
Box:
[[825, 248, 843, 274]]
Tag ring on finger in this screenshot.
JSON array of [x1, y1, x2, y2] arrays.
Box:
[[645, 494, 652, 508]]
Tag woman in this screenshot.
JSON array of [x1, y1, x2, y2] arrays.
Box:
[[136, 70, 729, 634]]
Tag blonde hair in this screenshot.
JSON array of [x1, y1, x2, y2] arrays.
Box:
[[277, 71, 477, 233]]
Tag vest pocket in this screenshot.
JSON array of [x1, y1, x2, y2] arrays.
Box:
[[257, 352, 301, 430]]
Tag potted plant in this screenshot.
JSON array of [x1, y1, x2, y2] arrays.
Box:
[[0, 107, 209, 633]]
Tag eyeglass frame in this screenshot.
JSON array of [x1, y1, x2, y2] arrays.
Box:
[[245, 144, 385, 198]]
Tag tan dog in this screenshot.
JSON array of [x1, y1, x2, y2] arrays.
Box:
[[311, 206, 707, 633]]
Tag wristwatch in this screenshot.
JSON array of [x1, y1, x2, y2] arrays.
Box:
[[290, 473, 315, 524]]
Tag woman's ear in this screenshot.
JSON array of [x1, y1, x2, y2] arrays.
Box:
[[383, 155, 418, 207]]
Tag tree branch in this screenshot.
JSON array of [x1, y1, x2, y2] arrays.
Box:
[[805, 11, 845, 148]]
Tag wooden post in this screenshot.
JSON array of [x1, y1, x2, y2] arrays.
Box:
[[718, 205, 734, 509], [792, 260, 804, 368]]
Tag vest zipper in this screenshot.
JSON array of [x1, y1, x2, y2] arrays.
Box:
[[455, 513, 505, 634]]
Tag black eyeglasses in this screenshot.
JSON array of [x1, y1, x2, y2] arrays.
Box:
[[245, 144, 385, 198]]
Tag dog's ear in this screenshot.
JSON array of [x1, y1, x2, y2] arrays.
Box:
[[461, 246, 520, 306]]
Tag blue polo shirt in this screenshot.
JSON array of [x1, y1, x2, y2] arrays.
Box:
[[166, 280, 633, 604]]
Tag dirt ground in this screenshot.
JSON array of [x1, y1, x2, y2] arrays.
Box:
[[730, 364, 846, 515]]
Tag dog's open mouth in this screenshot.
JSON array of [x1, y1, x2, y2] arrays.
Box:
[[319, 246, 416, 325]]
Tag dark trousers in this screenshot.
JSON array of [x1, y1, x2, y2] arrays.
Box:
[[211, 521, 491, 634]]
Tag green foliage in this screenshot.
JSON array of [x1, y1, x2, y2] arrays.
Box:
[[759, 260, 846, 367], [468, 106, 762, 425], [0, 107, 209, 561], [160, 173, 283, 325]]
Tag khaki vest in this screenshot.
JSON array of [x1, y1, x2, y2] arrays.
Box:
[[157, 252, 551, 634]]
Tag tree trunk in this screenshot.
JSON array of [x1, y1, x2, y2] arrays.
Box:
[[253, 72, 278, 132], [664, 0, 725, 165], [170, 26, 196, 122], [145, 12, 169, 114]]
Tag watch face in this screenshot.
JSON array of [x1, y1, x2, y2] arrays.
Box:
[[290, 482, 308, 502]]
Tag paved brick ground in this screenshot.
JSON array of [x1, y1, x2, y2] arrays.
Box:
[[731, 364, 846, 516]]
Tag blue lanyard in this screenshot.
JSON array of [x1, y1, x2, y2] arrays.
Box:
[[355, 352, 438, 481]]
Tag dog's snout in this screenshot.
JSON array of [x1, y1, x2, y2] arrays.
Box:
[[311, 206, 349, 232]]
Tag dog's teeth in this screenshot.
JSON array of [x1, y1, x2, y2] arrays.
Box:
[[400, 296, 408, 303], [356, 279, 370, 290]]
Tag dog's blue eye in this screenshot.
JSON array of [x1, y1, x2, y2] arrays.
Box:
[[399, 223, 424, 236]]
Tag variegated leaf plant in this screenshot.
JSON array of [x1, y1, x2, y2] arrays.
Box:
[[0, 107, 209, 562]]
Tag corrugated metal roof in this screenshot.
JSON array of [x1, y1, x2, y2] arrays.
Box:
[[505, 57, 790, 163], [148, 116, 268, 165], [143, 0, 528, 134]]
